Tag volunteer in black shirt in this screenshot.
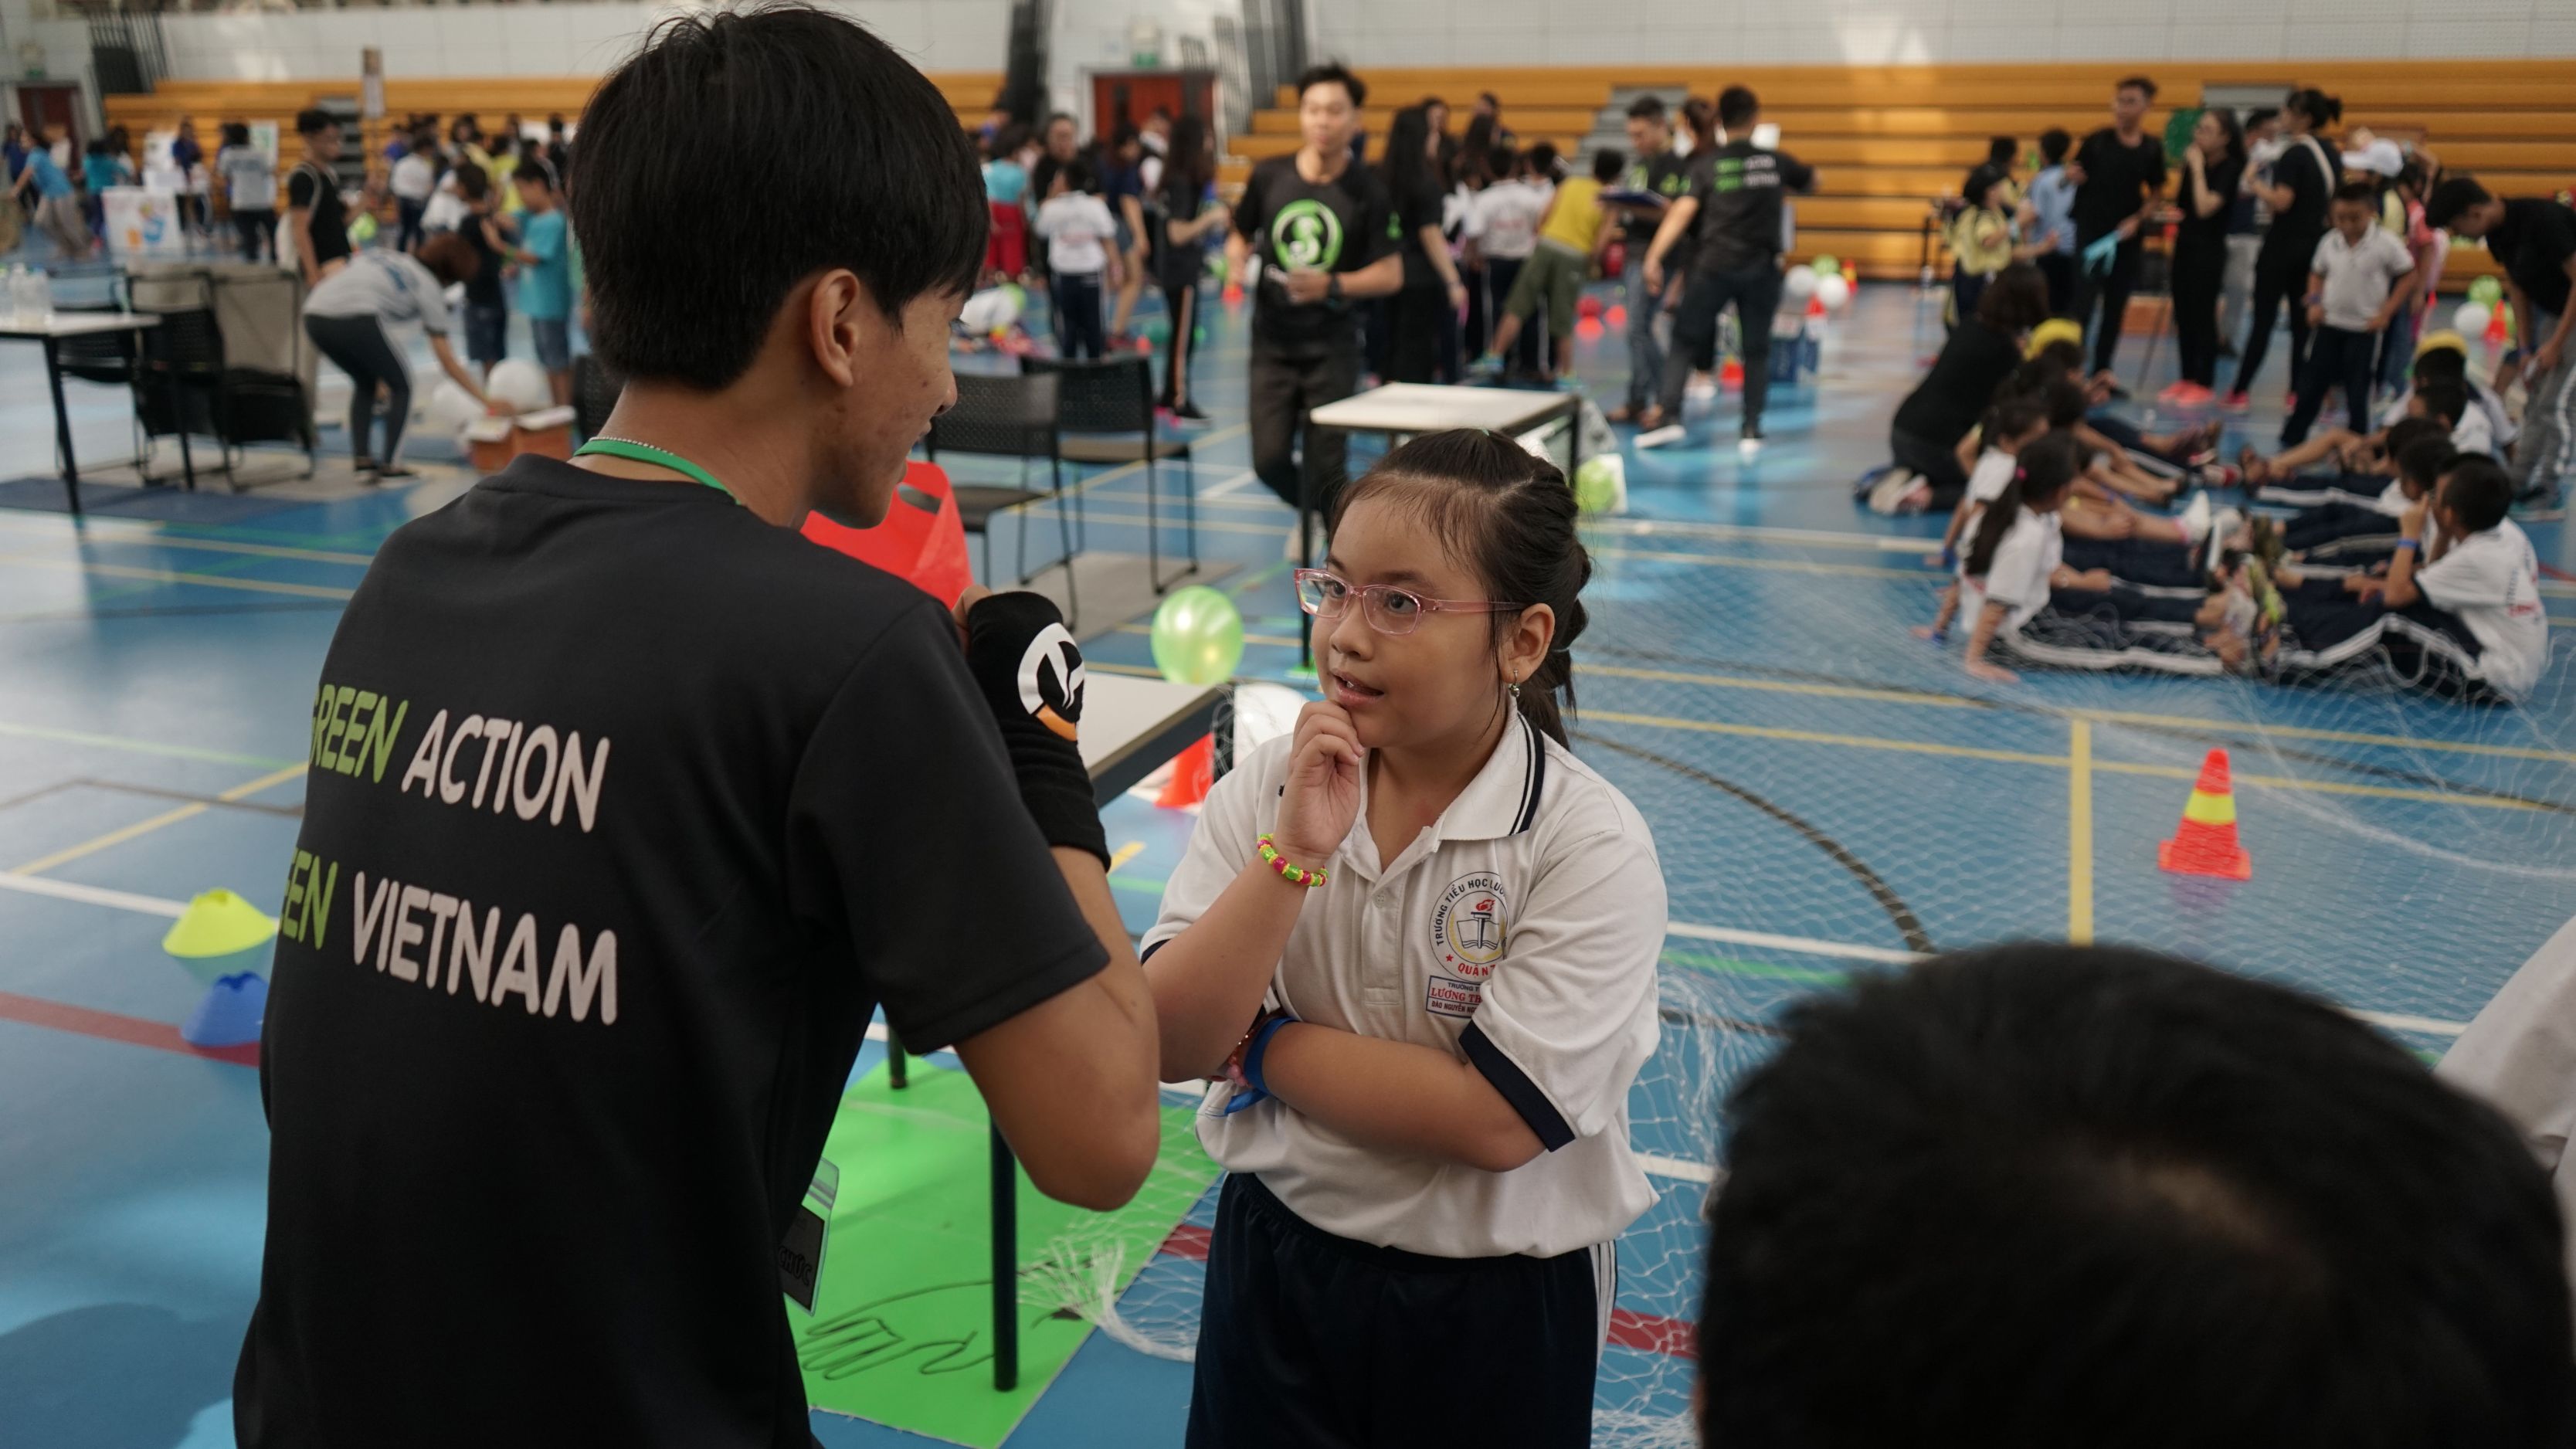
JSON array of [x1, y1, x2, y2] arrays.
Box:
[[1611, 95, 1689, 422], [2170, 107, 2246, 394], [2230, 88, 2342, 407], [1379, 103, 1469, 385], [1637, 85, 1814, 456], [233, 13, 1164, 1447], [1227, 61, 1401, 534], [285, 107, 351, 290], [1889, 262, 2051, 509], [2430, 177, 2576, 501], [2065, 76, 2167, 382]]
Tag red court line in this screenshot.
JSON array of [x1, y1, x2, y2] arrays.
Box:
[[1153, 1220, 1697, 1359], [0, 989, 259, 1067]]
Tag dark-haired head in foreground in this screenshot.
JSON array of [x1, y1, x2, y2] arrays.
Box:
[[1702, 944, 2573, 1449], [569, 2, 983, 525]]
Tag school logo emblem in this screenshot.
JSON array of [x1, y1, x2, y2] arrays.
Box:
[[1431, 872, 1509, 979], [1015, 623, 1087, 741], [1271, 199, 1342, 271]]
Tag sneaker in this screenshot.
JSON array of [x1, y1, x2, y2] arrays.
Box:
[[1738, 432, 1764, 460], [1466, 353, 1505, 380], [1634, 424, 1688, 450], [2220, 390, 2252, 413], [1171, 401, 1211, 426], [352, 456, 379, 473], [1685, 374, 1717, 402], [373, 464, 416, 481], [2157, 380, 2195, 403], [2180, 492, 2214, 542]]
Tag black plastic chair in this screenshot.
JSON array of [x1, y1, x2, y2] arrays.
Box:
[[572, 353, 622, 441], [1018, 354, 1199, 592], [924, 370, 1078, 625], [134, 280, 315, 488]]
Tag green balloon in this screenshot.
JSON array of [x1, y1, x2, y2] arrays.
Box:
[[1807, 253, 1839, 278], [1150, 585, 1244, 686], [1142, 316, 1171, 342], [2469, 276, 2504, 305], [1574, 456, 1620, 514]]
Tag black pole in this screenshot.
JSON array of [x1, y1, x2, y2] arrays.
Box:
[[990, 1124, 1019, 1391]]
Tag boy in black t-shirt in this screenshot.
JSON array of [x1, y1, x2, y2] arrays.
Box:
[[286, 107, 351, 289], [233, 14, 1164, 1447], [2065, 76, 2167, 384], [2431, 177, 2576, 502], [1610, 95, 1689, 422], [1636, 85, 1816, 456], [1225, 61, 1402, 538]]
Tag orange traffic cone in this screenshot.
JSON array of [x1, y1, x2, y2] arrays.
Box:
[[1157, 735, 1215, 809], [1719, 357, 1744, 386], [2158, 748, 2252, 881]]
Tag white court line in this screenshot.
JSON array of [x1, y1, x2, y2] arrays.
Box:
[[0, 870, 188, 918], [1668, 921, 2469, 1037], [1636, 1152, 1720, 1186], [1197, 469, 1262, 499]]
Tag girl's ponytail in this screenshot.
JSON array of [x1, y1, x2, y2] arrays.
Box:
[[1963, 430, 2084, 579], [1328, 429, 1591, 748]]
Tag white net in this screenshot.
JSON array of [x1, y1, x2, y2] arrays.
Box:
[[1040, 503, 2576, 1445]]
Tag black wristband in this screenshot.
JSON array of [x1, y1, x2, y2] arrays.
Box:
[[963, 592, 1109, 867]]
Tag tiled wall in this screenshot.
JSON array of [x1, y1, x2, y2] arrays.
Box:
[[155, 0, 1010, 82], [1305, 0, 2576, 65]]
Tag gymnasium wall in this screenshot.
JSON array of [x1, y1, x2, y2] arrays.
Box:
[[150, 0, 1009, 83], [1305, 0, 2576, 66]]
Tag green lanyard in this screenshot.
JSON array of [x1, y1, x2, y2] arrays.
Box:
[[573, 436, 735, 503]]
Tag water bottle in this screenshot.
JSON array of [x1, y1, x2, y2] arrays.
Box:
[[3, 265, 25, 323], [27, 266, 53, 321]]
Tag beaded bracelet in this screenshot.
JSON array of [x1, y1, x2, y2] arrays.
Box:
[[1255, 833, 1330, 887]]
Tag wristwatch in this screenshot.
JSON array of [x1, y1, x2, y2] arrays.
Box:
[[1326, 274, 1343, 303]]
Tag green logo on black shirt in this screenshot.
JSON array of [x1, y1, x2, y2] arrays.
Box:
[[1271, 198, 1343, 271]]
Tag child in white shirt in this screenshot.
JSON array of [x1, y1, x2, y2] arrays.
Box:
[[1034, 158, 1120, 360]]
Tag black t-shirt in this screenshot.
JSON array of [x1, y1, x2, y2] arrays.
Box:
[[232, 457, 1105, 1449], [2259, 137, 2338, 261], [2176, 154, 2244, 254], [2071, 128, 2166, 243], [1622, 148, 1691, 244], [1689, 139, 1815, 274], [1231, 153, 1396, 355], [460, 211, 507, 307], [1389, 168, 1448, 290], [1891, 319, 2023, 446], [2489, 197, 2576, 318], [287, 159, 350, 268]]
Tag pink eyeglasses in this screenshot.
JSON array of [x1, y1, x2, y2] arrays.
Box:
[[1294, 568, 1526, 637]]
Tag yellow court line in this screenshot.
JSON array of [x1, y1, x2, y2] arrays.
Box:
[[10, 762, 307, 875], [1585, 662, 1989, 711], [1584, 708, 2069, 769], [0, 555, 358, 601], [2092, 758, 2557, 812], [1588, 544, 1929, 582], [2068, 719, 2094, 945], [1107, 840, 1147, 873]]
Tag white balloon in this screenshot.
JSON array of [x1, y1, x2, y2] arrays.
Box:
[[486, 359, 553, 416], [2452, 301, 2493, 337], [1817, 273, 1853, 310], [423, 380, 481, 436], [960, 283, 1023, 334], [1229, 682, 1308, 756], [1784, 264, 1819, 300]]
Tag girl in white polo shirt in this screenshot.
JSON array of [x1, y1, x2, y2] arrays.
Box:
[[1142, 430, 1667, 1449]]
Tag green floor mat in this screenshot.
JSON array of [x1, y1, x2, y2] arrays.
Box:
[[796, 1061, 1220, 1447]]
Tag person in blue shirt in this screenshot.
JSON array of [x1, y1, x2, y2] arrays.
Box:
[[81, 139, 120, 237], [507, 160, 576, 403], [2021, 128, 2078, 316], [11, 127, 93, 257]]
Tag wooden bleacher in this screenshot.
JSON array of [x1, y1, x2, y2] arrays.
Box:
[[104, 72, 1000, 171], [1233, 60, 2575, 287]]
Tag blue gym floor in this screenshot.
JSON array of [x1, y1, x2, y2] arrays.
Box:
[[7, 231, 2576, 1447]]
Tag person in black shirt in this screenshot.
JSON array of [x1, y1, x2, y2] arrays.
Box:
[[453, 161, 511, 378], [2169, 107, 2245, 397], [1226, 62, 1402, 536], [1636, 85, 1816, 456], [286, 107, 351, 290], [1610, 96, 1688, 422], [232, 13, 1164, 1447], [2230, 88, 2341, 408], [1889, 262, 2052, 509], [1378, 103, 1469, 385], [2065, 76, 2167, 384], [2430, 176, 2576, 501]]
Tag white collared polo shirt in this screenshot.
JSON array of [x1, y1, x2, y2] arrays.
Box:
[[1143, 714, 1667, 1260]]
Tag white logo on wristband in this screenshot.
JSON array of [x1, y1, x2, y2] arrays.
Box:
[[1016, 624, 1088, 741]]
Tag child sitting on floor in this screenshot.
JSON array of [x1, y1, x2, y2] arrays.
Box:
[[1932, 395, 2050, 567], [2249, 384, 2477, 493], [2212, 456, 2547, 700]]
